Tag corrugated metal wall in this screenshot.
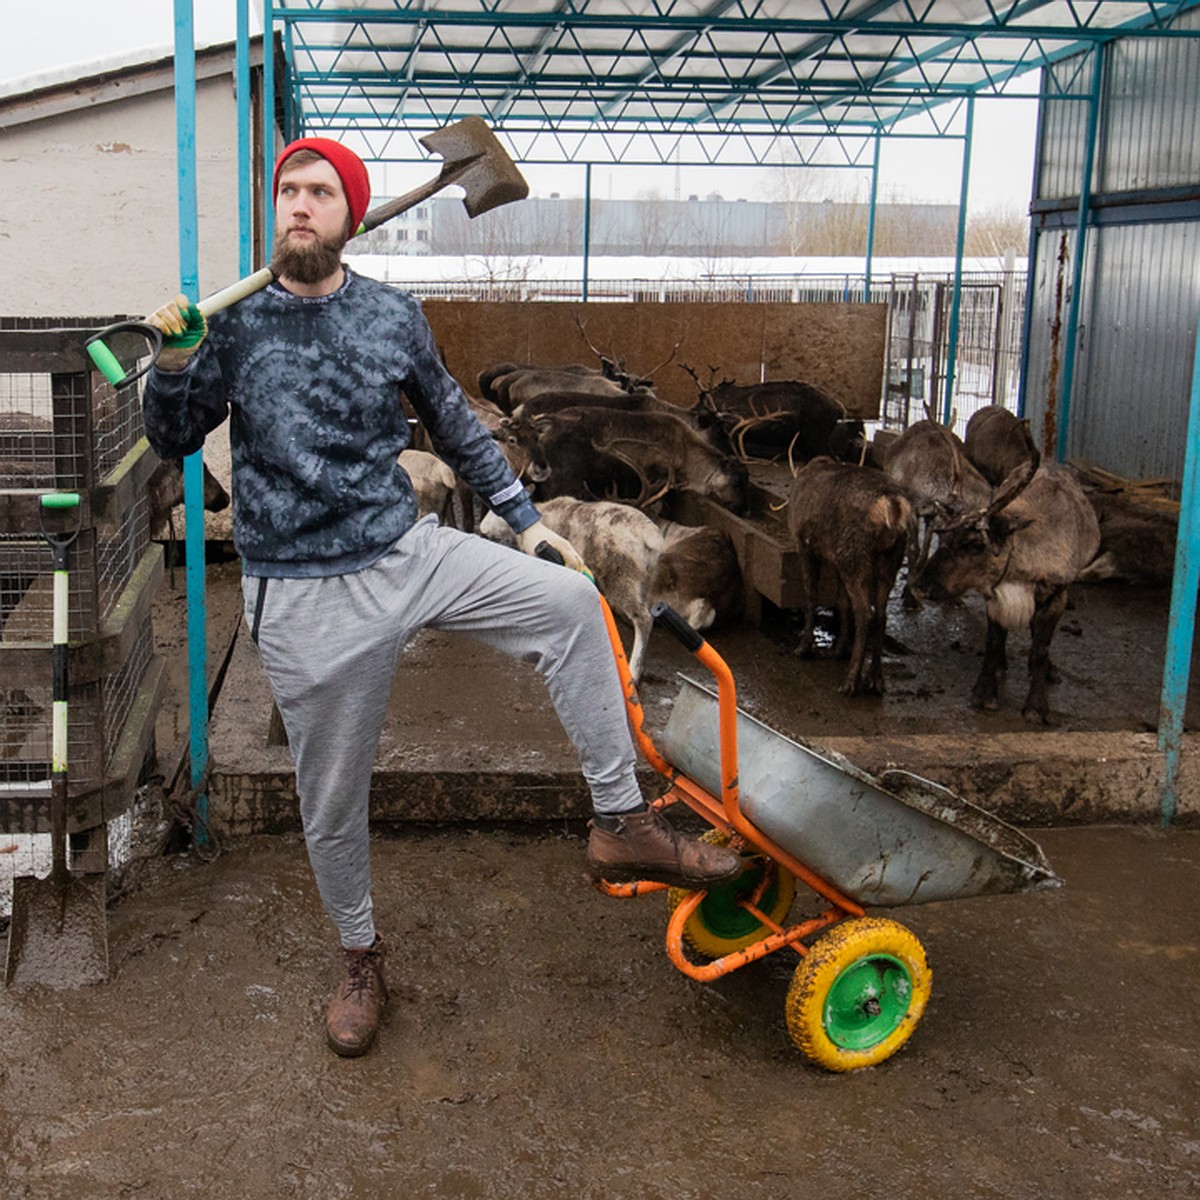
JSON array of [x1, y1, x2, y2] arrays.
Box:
[[1024, 11, 1200, 482], [1104, 27, 1200, 192], [1036, 53, 1098, 201]]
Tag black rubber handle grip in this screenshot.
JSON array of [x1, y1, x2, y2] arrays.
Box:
[[651, 601, 705, 652], [535, 540, 565, 566]]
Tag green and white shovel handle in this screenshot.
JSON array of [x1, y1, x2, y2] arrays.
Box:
[[84, 117, 529, 390], [85, 268, 275, 389], [38, 493, 82, 783]]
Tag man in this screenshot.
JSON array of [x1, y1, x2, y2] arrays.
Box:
[[143, 137, 739, 1058]]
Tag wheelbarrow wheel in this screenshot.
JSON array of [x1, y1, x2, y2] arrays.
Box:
[[785, 917, 931, 1072], [667, 829, 796, 958]]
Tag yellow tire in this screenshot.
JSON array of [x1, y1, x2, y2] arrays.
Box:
[[667, 829, 796, 958], [785, 917, 931, 1072]]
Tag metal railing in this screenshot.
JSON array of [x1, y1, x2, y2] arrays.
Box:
[[395, 270, 1028, 424]]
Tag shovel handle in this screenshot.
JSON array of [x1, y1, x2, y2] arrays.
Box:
[[41, 492, 81, 511], [37, 492, 81, 886], [650, 601, 705, 653], [85, 321, 164, 388], [195, 267, 276, 319], [85, 265, 279, 390]]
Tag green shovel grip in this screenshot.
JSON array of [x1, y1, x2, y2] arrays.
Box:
[[41, 492, 81, 510], [86, 338, 127, 387]]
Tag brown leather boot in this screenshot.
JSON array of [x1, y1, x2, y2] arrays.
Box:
[[325, 934, 387, 1057], [587, 808, 742, 888]]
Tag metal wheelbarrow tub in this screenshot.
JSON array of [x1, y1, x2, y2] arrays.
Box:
[[658, 676, 1060, 908]]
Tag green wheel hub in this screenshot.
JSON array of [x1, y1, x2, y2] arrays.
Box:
[[694, 862, 782, 940], [823, 954, 913, 1049]]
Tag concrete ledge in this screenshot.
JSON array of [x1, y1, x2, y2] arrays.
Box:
[[205, 610, 1197, 837], [206, 623, 652, 837]]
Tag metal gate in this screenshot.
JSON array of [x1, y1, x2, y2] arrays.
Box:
[[881, 270, 1027, 434]]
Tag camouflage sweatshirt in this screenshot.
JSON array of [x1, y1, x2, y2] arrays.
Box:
[[142, 269, 539, 577]]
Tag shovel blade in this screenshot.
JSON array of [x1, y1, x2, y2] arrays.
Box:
[[5, 874, 108, 989], [419, 115, 529, 217]]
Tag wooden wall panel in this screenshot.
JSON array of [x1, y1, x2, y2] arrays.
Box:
[[423, 300, 885, 418]]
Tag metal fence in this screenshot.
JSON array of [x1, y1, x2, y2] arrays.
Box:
[[0, 321, 164, 842], [398, 270, 1028, 429], [879, 271, 1027, 436]]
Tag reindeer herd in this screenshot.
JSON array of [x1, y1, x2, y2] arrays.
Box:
[[402, 331, 1108, 724]]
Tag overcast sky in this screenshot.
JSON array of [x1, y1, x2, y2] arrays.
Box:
[[2, 1, 1037, 212]]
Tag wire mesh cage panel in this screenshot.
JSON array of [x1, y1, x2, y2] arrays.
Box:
[[0, 321, 165, 839]]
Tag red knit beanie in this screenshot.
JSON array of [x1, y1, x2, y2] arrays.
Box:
[[273, 137, 371, 234]]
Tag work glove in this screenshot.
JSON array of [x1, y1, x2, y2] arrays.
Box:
[[146, 293, 208, 372], [516, 519, 587, 574]]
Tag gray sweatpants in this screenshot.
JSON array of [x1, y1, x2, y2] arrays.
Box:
[[242, 515, 643, 948]]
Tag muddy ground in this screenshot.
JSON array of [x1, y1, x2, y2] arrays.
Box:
[[1, 553, 1198, 1198], [1, 825, 1198, 1199]]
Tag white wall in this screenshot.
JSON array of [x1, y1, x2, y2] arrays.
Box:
[[1, 73, 247, 317]]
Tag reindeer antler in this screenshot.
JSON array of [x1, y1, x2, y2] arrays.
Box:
[[725, 412, 784, 462], [636, 340, 681, 384], [572, 312, 611, 368], [590, 438, 674, 509], [987, 456, 1039, 516]]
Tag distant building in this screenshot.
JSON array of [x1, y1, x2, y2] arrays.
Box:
[[355, 194, 962, 259], [356, 203, 435, 255]]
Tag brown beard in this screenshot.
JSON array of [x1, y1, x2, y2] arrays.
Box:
[[270, 227, 347, 285]]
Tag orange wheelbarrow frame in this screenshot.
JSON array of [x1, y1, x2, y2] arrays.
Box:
[[593, 592, 866, 984]]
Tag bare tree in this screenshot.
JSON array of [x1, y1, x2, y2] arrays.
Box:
[[767, 159, 826, 255], [965, 203, 1030, 257], [629, 189, 684, 255]]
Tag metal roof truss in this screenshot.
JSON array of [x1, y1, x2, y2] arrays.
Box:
[[267, 1, 1200, 164]]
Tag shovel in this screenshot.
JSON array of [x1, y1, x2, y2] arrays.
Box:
[[5, 493, 109, 989], [86, 115, 529, 389]]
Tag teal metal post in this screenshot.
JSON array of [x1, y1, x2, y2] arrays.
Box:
[[942, 95, 974, 426], [262, 0, 276, 248], [284, 19, 301, 141], [863, 133, 880, 302], [1157, 316, 1200, 827], [1055, 43, 1104, 463], [172, 0, 208, 843], [1016, 93, 1047, 420], [582, 163, 592, 302], [236, 0, 252, 276]]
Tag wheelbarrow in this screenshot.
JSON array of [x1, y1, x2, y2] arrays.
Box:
[[593, 594, 1060, 1072]]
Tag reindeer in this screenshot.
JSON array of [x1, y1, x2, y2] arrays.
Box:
[[787, 457, 916, 697], [882, 419, 993, 608], [650, 520, 744, 631], [964, 406, 1038, 487], [916, 456, 1100, 724], [505, 406, 750, 515], [478, 497, 664, 682], [145, 456, 231, 539], [479, 364, 632, 414], [478, 319, 678, 416], [398, 449, 458, 525], [505, 389, 731, 456], [681, 364, 863, 464]]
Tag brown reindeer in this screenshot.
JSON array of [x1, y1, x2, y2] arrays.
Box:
[[788, 457, 915, 697], [681, 363, 864, 464], [504, 406, 750, 515], [964, 406, 1038, 487], [883, 419, 993, 607], [916, 458, 1100, 724]]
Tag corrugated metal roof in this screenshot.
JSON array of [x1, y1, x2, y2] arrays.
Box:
[[273, 1, 1200, 164]]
